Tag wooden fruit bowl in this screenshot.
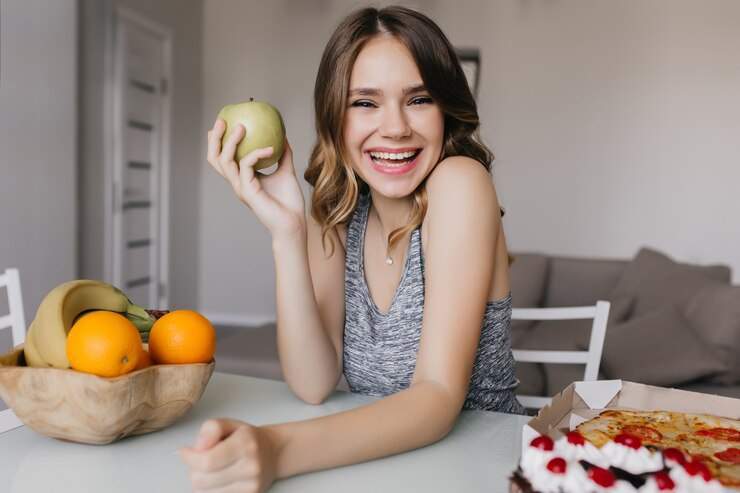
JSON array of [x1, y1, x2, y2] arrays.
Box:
[[0, 345, 215, 445]]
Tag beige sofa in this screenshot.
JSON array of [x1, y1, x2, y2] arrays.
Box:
[[215, 247, 740, 400], [510, 247, 740, 400]]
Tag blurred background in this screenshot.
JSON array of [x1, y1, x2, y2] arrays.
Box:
[[2, 0, 739, 329]]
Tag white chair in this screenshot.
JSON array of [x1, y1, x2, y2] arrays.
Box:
[[0, 268, 26, 433], [511, 300, 610, 410]]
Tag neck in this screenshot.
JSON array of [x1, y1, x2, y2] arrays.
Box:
[[369, 192, 412, 232]]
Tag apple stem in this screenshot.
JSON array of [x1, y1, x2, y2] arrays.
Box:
[[249, 97, 254, 102]]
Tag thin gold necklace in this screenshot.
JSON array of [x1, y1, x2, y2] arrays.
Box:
[[373, 207, 394, 265]]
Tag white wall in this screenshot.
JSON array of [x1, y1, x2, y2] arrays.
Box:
[[79, 0, 204, 311], [199, 0, 740, 324], [474, 1, 740, 273], [0, 0, 78, 324]]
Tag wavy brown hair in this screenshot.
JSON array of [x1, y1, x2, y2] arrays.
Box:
[[304, 5, 494, 256]]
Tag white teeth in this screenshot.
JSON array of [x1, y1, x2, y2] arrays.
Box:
[[369, 150, 418, 160]]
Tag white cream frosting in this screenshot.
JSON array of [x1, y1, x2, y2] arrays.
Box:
[[517, 434, 733, 493], [598, 442, 663, 475], [554, 437, 607, 469], [519, 447, 559, 493], [668, 466, 727, 493]]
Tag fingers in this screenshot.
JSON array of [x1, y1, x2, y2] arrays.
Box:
[[207, 119, 245, 184], [193, 419, 237, 451], [237, 146, 275, 186], [274, 139, 295, 177], [181, 448, 245, 490], [219, 124, 246, 169], [184, 453, 260, 492], [180, 421, 267, 492], [206, 118, 227, 168]]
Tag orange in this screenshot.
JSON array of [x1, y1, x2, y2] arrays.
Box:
[[147, 310, 215, 364], [134, 349, 154, 370], [66, 311, 143, 377]]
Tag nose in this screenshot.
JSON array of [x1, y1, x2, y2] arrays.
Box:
[[378, 105, 411, 139]]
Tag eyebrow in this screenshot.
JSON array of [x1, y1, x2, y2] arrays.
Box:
[[348, 84, 427, 97]]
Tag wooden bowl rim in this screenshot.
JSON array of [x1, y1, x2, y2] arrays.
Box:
[[0, 344, 215, 380]]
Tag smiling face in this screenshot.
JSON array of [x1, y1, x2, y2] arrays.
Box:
[[342, 36, 445, 200]]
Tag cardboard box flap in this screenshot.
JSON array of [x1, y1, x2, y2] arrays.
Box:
[[616, 382, 740, 418], [525, 385, 575, 437], [574, 380, 622, 409]]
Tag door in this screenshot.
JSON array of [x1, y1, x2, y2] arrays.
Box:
[[109, 8, 171, 309]]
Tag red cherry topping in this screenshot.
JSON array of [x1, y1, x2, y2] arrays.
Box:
[[546, 457, 567, 474], [566, 430, 586, 446], [653, 471, 675, 490], [588, 466, 616, 487], [683, 460, 712, 481], [530, 435, 554, 451], [614, 433, 642, 449], [663, 448, 686, 466]]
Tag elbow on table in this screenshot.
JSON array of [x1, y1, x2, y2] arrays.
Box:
[[287, 380, 336, 405], [421, 381, 468, 436], [297, 391, 329, 406]]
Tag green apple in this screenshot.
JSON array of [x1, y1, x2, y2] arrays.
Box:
[[217, 98, 286, 170]]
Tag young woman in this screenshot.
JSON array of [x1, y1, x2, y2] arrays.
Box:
[[181, 5, 524, 492]]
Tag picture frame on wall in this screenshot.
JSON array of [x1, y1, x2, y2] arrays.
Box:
[[457, 48, 480, 99]]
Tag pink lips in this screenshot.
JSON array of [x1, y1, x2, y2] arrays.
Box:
[[366, 148, 422, 176]]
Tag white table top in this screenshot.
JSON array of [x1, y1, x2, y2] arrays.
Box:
[[0, 372, 529, 492]]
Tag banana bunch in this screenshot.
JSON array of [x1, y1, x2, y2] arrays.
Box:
[[23, 280, 156, 368]]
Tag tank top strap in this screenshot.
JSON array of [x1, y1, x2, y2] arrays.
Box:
[[345, 192, 371, 273]]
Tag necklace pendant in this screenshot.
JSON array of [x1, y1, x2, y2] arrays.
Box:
[[386, 257, 394, 265]]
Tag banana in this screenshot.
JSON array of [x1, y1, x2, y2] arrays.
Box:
[[25, 280, 149, 368], [22, 320, 51, 367]]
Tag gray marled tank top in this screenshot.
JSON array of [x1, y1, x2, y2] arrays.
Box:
[[343, 193, 525, 414]]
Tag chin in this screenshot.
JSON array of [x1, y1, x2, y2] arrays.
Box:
[[367, 179, 420, 199]]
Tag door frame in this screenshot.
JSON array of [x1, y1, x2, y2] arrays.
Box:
[[103, 6, 172, 308]]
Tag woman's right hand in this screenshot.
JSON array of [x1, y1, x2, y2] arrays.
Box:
[[207, 118, 306, 240]]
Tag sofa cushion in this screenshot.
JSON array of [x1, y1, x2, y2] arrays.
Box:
[[601, 304, 727, 386], [515, 361, 546, 398], [610, 248, 731, 318], [510, 253, 548, 308], [685, 282, 740, 385], [544, 257, 628, 308]]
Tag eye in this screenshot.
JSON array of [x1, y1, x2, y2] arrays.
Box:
[[409, 96, 433, 106], [350, 100, 377, 108]]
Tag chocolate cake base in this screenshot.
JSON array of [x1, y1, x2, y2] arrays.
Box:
[[508, 471, 530, 493]]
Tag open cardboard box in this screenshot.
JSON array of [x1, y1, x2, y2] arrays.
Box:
[[521, 380, 740, 456]]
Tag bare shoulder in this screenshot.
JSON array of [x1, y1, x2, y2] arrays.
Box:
[[425, 156, 499, 220], [307, 213, 346, 259]]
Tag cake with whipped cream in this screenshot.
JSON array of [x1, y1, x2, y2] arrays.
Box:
[[510, 431, 732, 492]]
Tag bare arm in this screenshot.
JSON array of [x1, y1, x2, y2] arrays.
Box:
[[205, 119, 345, 404], [272, 216, 345, 403], [181, 157, 504, 491]]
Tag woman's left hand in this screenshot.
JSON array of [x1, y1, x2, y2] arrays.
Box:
[[180, 419, 279, 493]]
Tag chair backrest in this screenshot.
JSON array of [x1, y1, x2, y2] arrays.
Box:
[[511, 300, 610, 410], [0, 268, 26, 346], [0, 268, 26, 433]]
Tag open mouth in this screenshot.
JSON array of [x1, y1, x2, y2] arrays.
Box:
[[368, 149, 421, 167]]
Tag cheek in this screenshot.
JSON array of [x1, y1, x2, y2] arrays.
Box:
[[411, 110, 444, 144], [342, 115, 372, 148], [432, 112, 445, 142]]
